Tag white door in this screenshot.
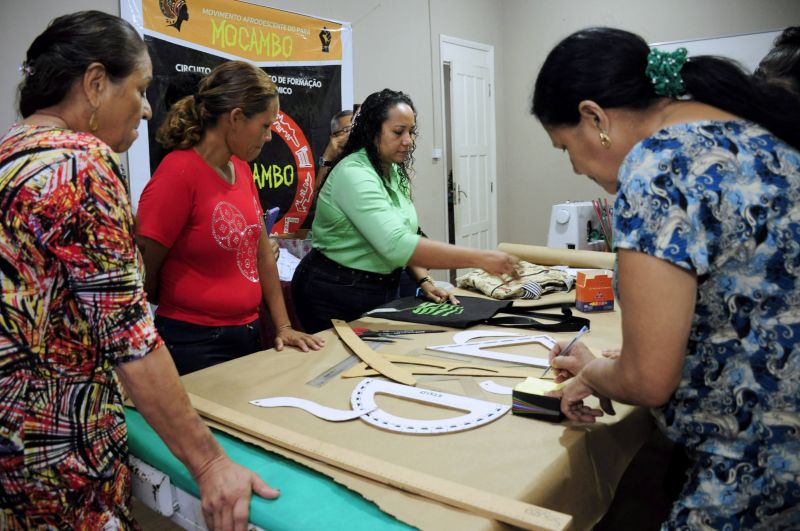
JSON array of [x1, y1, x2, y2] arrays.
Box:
[[441, 37, 497, 274]]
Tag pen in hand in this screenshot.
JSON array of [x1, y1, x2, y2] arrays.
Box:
[[541, 325, 590, 378]]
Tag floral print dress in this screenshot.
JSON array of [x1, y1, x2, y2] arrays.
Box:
[[614, 120, 800, 530], [0, 125, 162, 529]]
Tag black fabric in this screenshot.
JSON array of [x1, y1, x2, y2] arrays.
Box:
[[365, 295, 589, 332]]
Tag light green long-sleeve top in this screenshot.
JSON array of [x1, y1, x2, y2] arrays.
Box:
[[311, 148, 421, 274]]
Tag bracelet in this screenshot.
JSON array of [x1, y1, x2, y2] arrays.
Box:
[[277, 323, 293, 331], [417, 275, 433, 287]]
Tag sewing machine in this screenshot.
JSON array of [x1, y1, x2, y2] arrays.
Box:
[[546, 201, 603, 250]]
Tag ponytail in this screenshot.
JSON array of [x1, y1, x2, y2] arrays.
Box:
[[156, 60, 278, 151], [156, 95, 206, 150], [681, 56, 800, 150]]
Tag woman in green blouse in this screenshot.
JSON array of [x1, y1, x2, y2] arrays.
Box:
[[292, 89, 519, 333]]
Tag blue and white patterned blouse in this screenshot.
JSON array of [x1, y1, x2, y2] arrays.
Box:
[[614, 120, 800, 472]]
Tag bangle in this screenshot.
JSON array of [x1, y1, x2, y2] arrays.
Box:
[[417, 275, 433, 287], [277, 323, 292, 331]]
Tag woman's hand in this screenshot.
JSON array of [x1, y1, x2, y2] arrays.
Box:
[[546, 343, 617, 421], [419, 282, 460, 305], [549, 373, 612, 423], [269, 239, 280, 261], [548, 340, 596, 382], [274, 327, 326, 352], [194, 453, 279, 531], [480, 251, 521, 280]]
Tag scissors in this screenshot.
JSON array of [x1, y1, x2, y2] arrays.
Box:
[[351, 328, 401, 343], [351, 328, 445, 341]]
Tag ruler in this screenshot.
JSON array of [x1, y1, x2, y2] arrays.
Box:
[[190, 393, 572, 531], [305, 354, 360, 387]]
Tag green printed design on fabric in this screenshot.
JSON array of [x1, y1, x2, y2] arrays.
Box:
[[412, 302, 465, 317]]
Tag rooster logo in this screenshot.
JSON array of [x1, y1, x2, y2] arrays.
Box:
[[159, 0, 189, 32]]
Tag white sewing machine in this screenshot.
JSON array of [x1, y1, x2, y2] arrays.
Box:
[[546, 201, 604, 250]]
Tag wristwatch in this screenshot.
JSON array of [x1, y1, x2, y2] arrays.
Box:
[[319, 156, 332, 167]]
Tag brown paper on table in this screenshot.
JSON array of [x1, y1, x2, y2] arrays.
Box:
[[181, 306, 651, 531], [498, 243, 615, 270]]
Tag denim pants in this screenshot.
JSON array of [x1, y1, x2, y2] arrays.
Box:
[[154, 315, 263, 375], [291, 250, 401, 333]]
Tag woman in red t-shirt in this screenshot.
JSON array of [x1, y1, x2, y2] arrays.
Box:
[[137, 61, 323, 374]]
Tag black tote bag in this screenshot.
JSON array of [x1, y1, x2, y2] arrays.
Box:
[[363, 295, 589, 332]]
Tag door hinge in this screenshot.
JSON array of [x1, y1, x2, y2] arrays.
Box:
[[490, 182, 494, 193]]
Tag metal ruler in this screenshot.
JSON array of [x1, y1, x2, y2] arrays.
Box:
[[306, 335, 402, 387], [305, 354, 360, 387]]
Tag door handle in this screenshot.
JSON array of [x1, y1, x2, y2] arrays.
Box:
[[457, 187, 468, 204]]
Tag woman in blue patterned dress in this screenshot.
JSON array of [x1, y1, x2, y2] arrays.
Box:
[[532, 28, 800, 529]]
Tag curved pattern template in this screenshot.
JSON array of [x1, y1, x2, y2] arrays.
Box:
[[351, 378, 510, 434]]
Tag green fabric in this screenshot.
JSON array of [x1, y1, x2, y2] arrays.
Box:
[[124, 407, 414, 530], [311, 149, 420, 273]]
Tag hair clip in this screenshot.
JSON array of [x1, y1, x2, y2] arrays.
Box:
[[19, 61, 34, 77]]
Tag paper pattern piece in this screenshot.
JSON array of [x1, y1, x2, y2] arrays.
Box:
[[452, 331, 522, 343], [276, 249, 301, 281], [250, 396, 376, 421], [332, 319, 417, 386], [352, 378, 510, 434], [427, 335, 556, 368], [250, 378, 510, 435], [341, 353, 543, 379], [479, 380, 514, 395]]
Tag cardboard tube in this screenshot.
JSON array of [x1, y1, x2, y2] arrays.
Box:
[[498, 243, 615, 270]]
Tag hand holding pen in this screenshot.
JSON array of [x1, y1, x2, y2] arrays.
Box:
[[545, 325, 616, 421], [542, 325, 589, 379]]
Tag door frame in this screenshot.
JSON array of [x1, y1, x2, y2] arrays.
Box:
[[439, 34, 498, 253]]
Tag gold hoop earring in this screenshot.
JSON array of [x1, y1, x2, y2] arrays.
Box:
[[88, 111, 99, 133], [599, 130, 611, 149]]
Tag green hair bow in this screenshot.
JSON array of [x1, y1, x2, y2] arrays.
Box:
[[646, 47, 688, 98]]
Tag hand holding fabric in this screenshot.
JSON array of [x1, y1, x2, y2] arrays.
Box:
[[194, 453, 279, 531], [480, 251, 521, 280], [419, 282, 460, 305]]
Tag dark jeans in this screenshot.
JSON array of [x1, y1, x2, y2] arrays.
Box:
[[291, 250, 401, 333], [155, 315, 263, 375], [397, 269, 418, 298]]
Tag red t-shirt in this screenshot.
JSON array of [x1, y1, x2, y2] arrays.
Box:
[[137, 149, 264, 326]]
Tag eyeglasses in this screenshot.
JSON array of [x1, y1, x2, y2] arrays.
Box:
[[331, 125, 352, 137]]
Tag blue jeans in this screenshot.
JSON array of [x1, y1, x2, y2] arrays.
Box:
[[291, 250, 401, 333], [155, 315, 262, 375]]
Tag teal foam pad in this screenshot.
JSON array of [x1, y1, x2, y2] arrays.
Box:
[[125, 407, 415, 530]]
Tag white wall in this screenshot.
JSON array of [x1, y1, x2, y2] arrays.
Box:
[[500, 0, 799, 245], [2, 0, 798, 249]]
